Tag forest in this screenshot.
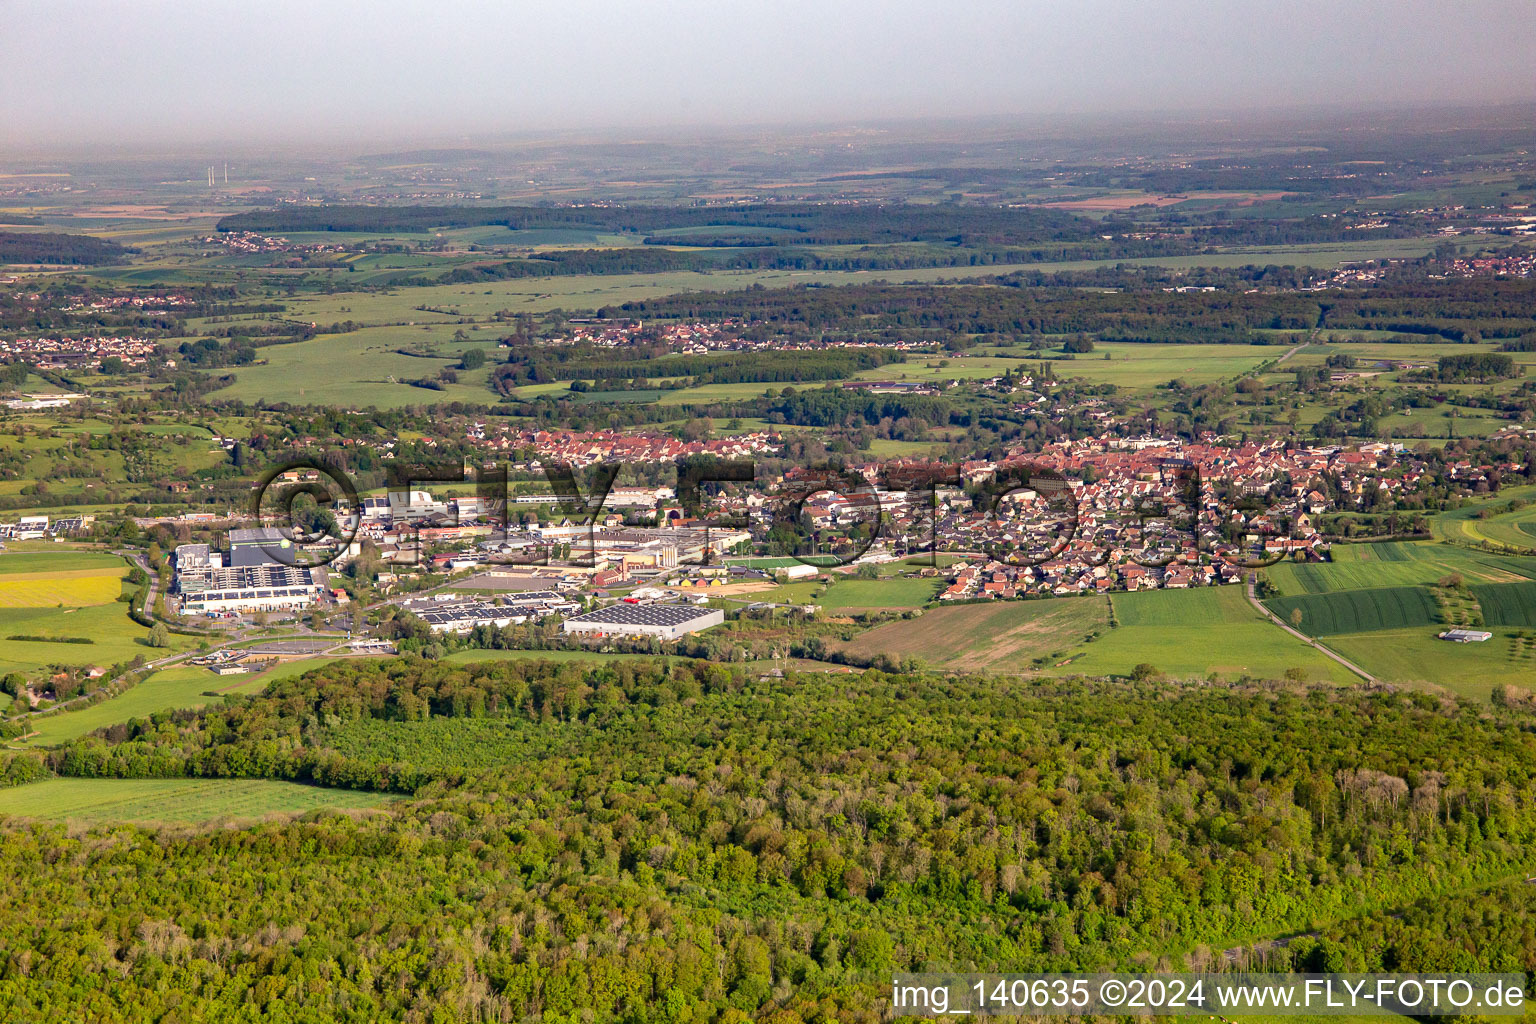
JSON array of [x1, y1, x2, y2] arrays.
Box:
[[215, 203, 1102, 247], [607, 278, 1536, 344], [0, 230, 132, 265], [4, 657, 1536, 1020], [490, 346, 905, 389]]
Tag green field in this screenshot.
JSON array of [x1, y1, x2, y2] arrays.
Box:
[[1263, 586, 1440, 636], [10, 662, 283, 747], [1432, 487, 1536, 552], [0, 778, 394, 824], [747, 575, 941, 610], [1469, 581, 1536, 628], [1264, 541, 1536, 596], [1057, 343, 1282, 388], [832, 596, 1107, 671], [1051, 585, 1356, 683], [0, 550, 124, 575], [1327, 627, 1536, 701], [0, 602, 196, 677], [204, 323, 502, 408]]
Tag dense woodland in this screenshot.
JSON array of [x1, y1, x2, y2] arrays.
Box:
[[491, 346, 905, 390], [0, 231, 132, 266], [3, 659, 1536, 1019], [215, 202, 1425, 255], [609, 281, 1536, 343], [216, 203, 1103, 247]]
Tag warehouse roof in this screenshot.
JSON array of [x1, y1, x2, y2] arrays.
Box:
[[564, 603, 719, 627]]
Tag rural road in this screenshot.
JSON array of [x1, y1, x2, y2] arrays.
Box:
[[1245, 573, 1376, 682]]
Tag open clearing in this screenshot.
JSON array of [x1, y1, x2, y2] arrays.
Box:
[[832, 597, 1107, 671], [0, 778, 394, 824]]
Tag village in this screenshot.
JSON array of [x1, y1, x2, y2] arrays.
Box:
[[0, 333, 162, 369]]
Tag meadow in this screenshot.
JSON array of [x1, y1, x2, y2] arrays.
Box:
[[1326, 627, 1536, 701], [1432, 487, 1536, 552], [1050, 585, 1356, 683], [0, 777, 394, 824], [1053, 343, 1282, 388], [11, 663, 278, 747], [205, 323, 503, 408], [831, 596, 1107, 671], [1262, 585, 1440, 636], [745, 574, 941, 611]]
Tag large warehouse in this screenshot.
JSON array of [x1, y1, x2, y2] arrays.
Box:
[[561, 602, 724, 641]]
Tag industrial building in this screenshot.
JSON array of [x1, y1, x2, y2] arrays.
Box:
[[561, 602, 724, 641], [228, 527, 299, 567], [175, 551, 328, 615], [415, 592, 575, 633], [569, 526, 753, 571]]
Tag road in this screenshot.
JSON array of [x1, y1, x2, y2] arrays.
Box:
[[1245, 572, 1376, 682]]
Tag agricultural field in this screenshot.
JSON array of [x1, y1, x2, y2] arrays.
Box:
[[234, 235, 1455, 330], [1050, 585, 1356, 683], [1263, 541, 1536, 596], [0, 569, 124, 608], [0, 549, 197, 676], [746, 574, 942, 611], [0, 549, 130, 609], [831, 596, 1107, 671], [10, 662, 277, 748], [1055, 343, 1283, 389], [1432, 487, 1536, 552], [1263, 586, 1439, 636], [0, 550, 126, 575], [1469, 581, 1536, 628], [0, 777, 394, 825], [1327, 627, 1536, 701], [204, 323, 504, 407]]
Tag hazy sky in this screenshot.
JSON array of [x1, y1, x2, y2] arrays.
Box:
[[4, 0, 1535, 149]]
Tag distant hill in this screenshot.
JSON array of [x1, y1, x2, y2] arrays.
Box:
[[0, 230, 133, 265]]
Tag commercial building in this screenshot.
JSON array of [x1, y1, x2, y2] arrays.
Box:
[[561, 602, 724, 641], [416, 592, 574, 633], [175, 554, 328, 615], [569, 526, 753, 571], [228, 527, 299, 567]]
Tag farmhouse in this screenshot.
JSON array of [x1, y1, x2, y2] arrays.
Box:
[[562, 602, 724, 641]]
